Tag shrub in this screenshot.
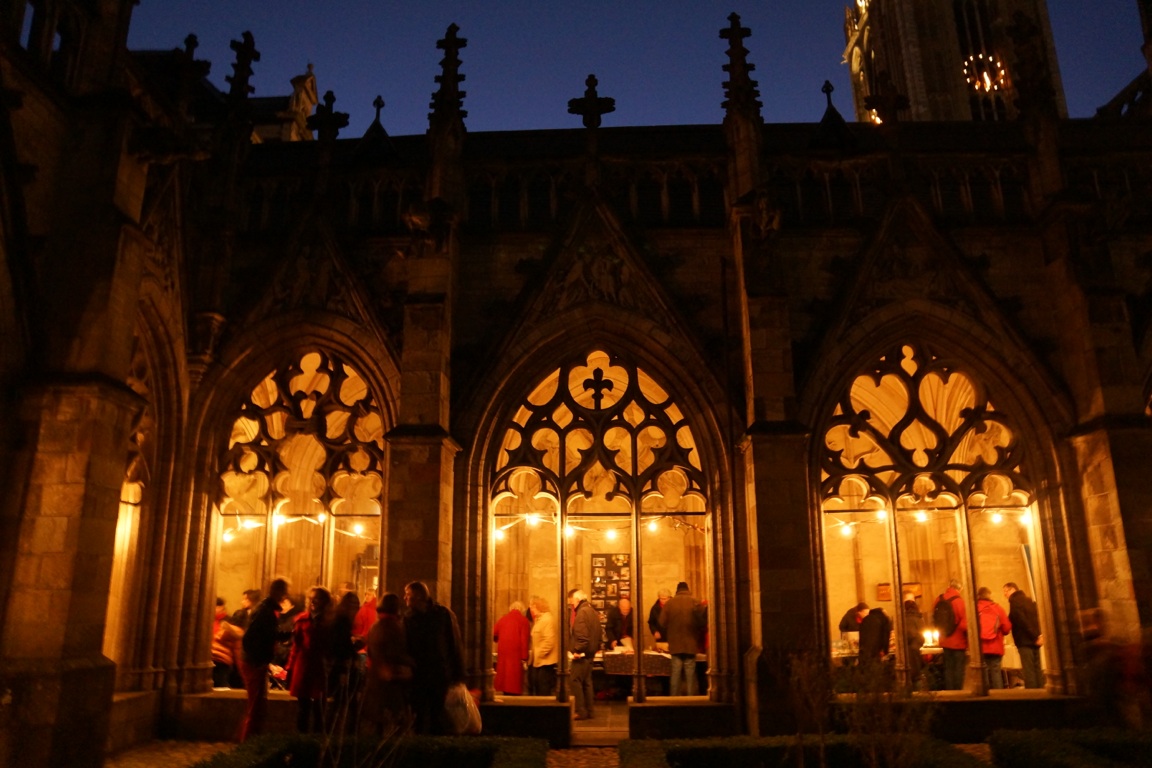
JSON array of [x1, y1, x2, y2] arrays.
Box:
[[990, 728, 1152, 767], [618, 734, 985, 768], [191, 734, 548, 768]]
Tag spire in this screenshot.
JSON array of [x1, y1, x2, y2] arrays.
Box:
[[720, 13, 763, 201], [428, 23, 468, 128], [567, 74, 615, 187], [720, 13, 762, 122], [427, 24, 468, 211], [225, 31, 260, 103]]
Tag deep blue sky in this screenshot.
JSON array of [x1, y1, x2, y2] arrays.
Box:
[[128, 2, 1144, 137]]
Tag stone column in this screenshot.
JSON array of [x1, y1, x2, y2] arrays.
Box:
[[0, 380, 141, 768]]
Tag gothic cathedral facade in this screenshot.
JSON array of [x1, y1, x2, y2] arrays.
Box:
[[1, 1, 1152, 766]]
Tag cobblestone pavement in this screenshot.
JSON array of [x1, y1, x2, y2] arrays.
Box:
[[106, 741, 621, 768], [547, 747, 619, 768]]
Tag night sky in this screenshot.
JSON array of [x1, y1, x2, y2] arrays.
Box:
[[127, 2, 1144, 136]]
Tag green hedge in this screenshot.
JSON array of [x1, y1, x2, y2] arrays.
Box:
[[619, 734, 986, 768], [990, 729, 1152, 767], [192, 734, 549, 768]]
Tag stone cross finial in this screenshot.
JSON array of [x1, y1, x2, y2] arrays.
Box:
[[183, 34, 198, 59], [307, 90, 350, 143], [373, 95, 385, 123], [822, 80, 835, 108], [225, 31, 260, 101], [568, 74, 615, 129]]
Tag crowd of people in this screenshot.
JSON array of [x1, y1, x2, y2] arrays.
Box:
[[489, 581, 708, 719], [215, 576, 711, 741], [839, 580, 1046, 691], [213, 578, 464, 742]]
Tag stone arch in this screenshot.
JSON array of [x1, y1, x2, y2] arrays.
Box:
[[177, 313, 401, 692], [800, 304, 1088, 691], [102, 292, 187, 692], [458, 312, 740, 702]]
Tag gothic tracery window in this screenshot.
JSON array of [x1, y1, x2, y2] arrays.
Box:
[[491, 350, 708, 661], [820, 343, 1048, 691], [216, 351, 385, 604]]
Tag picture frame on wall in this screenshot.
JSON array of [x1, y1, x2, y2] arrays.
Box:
[[876, 583, 892, 602]]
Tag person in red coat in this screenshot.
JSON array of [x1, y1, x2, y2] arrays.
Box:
[[976, 586, 1012, 689], [492, 600, 531, 694], [287, 586, 334, 732], [933, 580, 968, 690]]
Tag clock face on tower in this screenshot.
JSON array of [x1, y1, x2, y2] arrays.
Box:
[[964, 52, 1007, 93]]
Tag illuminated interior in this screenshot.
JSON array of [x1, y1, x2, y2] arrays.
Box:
[[491, 350, 708, 685], [821, 343, 1046, 690], [215, 351, 384, 606]]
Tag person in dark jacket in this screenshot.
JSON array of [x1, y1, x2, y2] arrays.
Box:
[[838, 602, 869, 634], [647, 589, 671, 643], [403, 580, 465, 734], [1004, 582, 1044, 688], [239, 577, 290, 742], [857, 607, 892, 668], [660, 582, 704, 695], [903, 599, 925, 685], [568, 588, 602, 720]]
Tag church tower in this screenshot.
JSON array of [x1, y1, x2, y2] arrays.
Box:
[[843, 0, 1068, 122]]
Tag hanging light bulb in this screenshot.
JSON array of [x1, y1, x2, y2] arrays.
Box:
[[1020, 512, 1032, 526], [605, 528, 617, 541], [353, 522, 365, 536], [241, 518, 262, 529], [317, 512, 327, 523], [647, 519, 659, 533], [494, 528, 505, 541], [914, 511, 928, 523], [990, 512, 1003, 525], [876, 509, 888, 521], [565, 525, 575, 538], [526, 512, 540, 527], [222, 529, 235, 543], [272, 513, 285, 528], [839, 523, 854, 538]]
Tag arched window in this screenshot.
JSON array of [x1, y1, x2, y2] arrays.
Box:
[[215, 351, 385, 607], [490, 350, 708, 695], [820, 343, 1049, 692]]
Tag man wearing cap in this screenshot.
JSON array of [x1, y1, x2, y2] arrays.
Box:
[[660, 581, 705, 695]]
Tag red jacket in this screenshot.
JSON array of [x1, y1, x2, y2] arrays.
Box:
[[977, 598, 1012, 656], [935, 587, 968, 650], [492, 609, 531, 694], [287, 611, 331, 699]]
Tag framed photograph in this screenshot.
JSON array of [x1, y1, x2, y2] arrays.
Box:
[[876, 583, 893, 602], [592, 556, 606, 567], [902, 582, 922, 598], [607, 583, 617, 596]]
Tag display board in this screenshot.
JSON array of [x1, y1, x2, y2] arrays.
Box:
[[590, 552, 630, 612]]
